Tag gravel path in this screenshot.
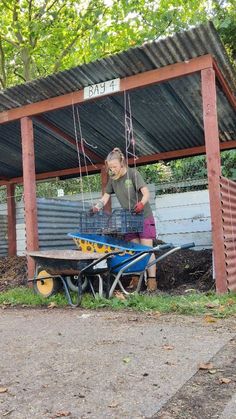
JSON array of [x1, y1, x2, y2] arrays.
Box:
[[0, 308, 235, 419]]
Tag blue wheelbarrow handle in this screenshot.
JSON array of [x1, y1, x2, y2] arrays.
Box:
[[108, 242, 196, 298], [110, 243, 175, 272], [145, 242, 195, 270]]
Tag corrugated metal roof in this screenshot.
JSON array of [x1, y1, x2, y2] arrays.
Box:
[[0, 21, 235, 112], [0, 21, 235, 180]]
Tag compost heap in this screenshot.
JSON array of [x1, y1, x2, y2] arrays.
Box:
[[155, 248, 214, 294], [0, 249, 213, 294], [0, 256, 27, 292]]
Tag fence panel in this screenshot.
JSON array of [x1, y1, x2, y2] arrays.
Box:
[[0, 204, 8, 256], [0, 206, 8, 256], [0, 186, 213, 255], [37, 198, 89, 250], [16, 202, 25, 256], [220, 176, 236, 291], [155, 190, 212, 249]]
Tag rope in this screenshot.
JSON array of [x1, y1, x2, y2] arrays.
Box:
[[127, 94, 139, 205], [72, 102, 85, 210], [124, 91, 131, 211], [124, 92, 139, 208], [75, 106, 96, 207]]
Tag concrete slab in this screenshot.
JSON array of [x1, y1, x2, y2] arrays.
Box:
[[220, 394, 236, 419], [0, 309, 235, 419]]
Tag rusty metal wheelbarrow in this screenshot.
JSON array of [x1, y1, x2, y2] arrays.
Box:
[[27, 249, 120, 307]]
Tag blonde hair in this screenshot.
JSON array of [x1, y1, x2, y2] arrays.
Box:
[[105, 148, 127, 171]]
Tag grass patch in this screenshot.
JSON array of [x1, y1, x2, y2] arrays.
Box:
[[0, 287, 236, 318], [0, 287, 68, 307]]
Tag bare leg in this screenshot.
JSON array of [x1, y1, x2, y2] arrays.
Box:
[[140, 238, 157, 291], [129, 238, 140, 244], [130, 238, 156, 277]]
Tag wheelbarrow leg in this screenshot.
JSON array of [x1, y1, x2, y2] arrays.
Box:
[[136, 272, 146, 293], [98, 275, 103, 297], [105, 273, 111, 299], [59, 275, 82, 308], [87, 274, 103, 297]]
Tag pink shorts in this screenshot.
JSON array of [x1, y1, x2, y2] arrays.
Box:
[[125, 215, 156, 241]]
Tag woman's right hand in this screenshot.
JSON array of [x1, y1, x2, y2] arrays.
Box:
[[89, 206, 100, 215]]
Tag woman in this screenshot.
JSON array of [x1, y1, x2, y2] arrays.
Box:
[[92, 148, 157, 292]]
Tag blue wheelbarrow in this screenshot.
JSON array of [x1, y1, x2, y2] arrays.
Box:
[[68, 233, 195, 299]]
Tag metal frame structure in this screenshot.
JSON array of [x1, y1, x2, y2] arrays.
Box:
[[0, 49, 235, 290]]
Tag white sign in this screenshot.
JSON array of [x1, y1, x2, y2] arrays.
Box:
[[84, 78, 120, 100], [57, 189, 64, 197]]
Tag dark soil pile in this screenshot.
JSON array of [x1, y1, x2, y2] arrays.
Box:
[[0, 249, 213, 294], [0, 256, 27, 292], [156, 249, 214, 294]]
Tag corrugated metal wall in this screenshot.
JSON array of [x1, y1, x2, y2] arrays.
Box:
[[16, 202, 25, 255], [155, 190, 212, 250], [4, 198, 90, 256], [0, 203, 7, 256], [37, 198, 89, 251], [0, 186, 212, 256], [220, 176, 236, 290]]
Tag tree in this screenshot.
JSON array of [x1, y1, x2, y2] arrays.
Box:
[[212, 0, 236, 60], [0, 0, 106, 87], [0, 0, 235, 89]]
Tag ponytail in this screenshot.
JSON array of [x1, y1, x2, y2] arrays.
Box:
[[105, 148, 127, 171]]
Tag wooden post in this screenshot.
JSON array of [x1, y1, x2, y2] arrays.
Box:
[[201, 68, 227, 293], [101, 166, 111, 213], [6, 183, 16, 256], [20, 117, 39, 279]]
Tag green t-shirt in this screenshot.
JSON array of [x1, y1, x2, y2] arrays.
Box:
[[105, 167, 153, 219]]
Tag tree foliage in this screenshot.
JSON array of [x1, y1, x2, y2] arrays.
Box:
[[0, 0, 106, 87], [0, 0, 235, 88]]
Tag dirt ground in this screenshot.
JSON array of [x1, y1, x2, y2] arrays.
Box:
[[0, 248, 213, 294], [0, 309, 235, 419]]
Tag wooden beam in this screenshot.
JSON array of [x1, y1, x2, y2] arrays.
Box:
[[213, 59, 236, 110], [0, 55, 213, 125], [220, 140, 236, 150], [8, 162, 103, 185], [21, 117, 39, 279], [120, 55, 213, 92], [34, 116, 103, 163], [6, 183, 16, 256], [135, 145, 208, 165], [133, 141, 236, 165], [1, 139, 235, 187], [201, 68, 228, 293]]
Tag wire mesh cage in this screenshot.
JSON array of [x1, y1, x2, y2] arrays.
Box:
[[77, 209, 144, 234]]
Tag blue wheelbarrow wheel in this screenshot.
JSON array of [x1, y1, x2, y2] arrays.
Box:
[[33, 269, 63, 298]]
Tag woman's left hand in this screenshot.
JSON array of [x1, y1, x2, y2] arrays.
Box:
[[134, 202, 144, 213]]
